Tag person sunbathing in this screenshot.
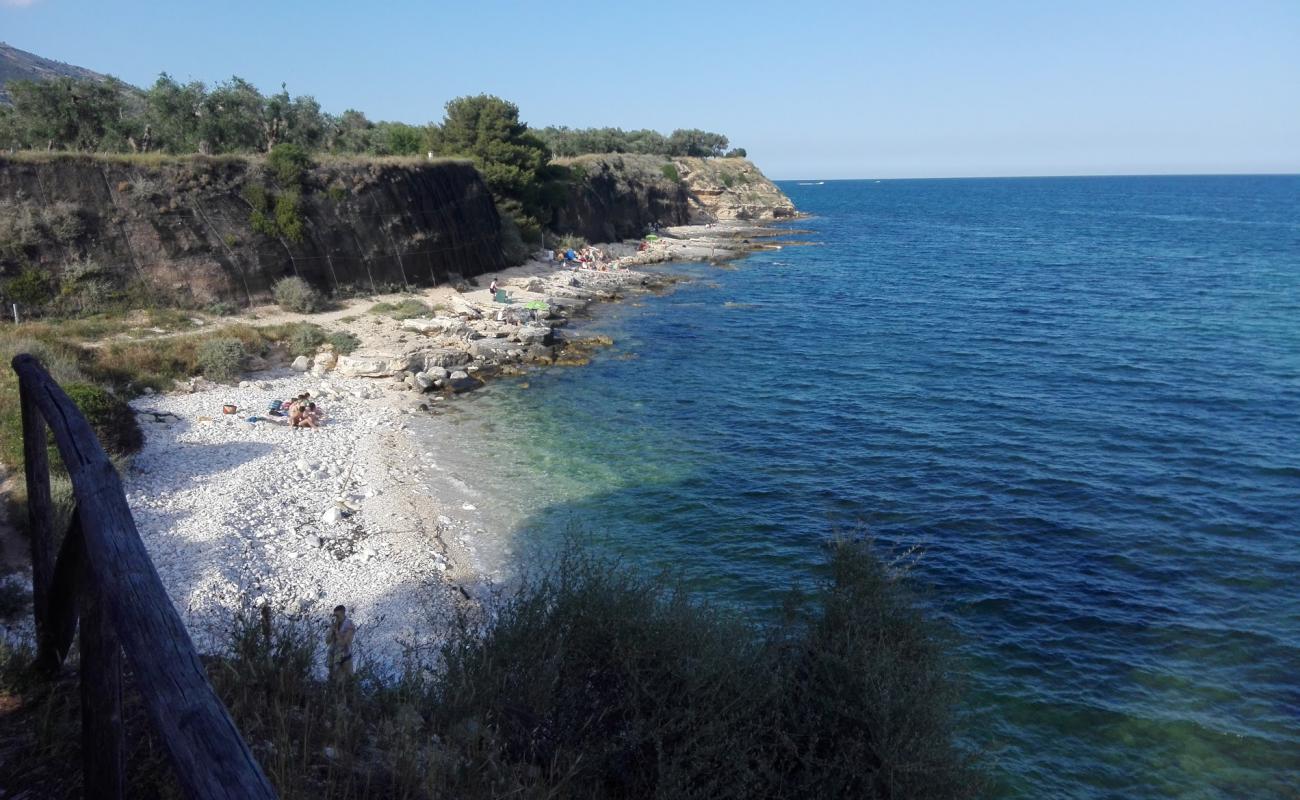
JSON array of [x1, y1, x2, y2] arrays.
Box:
[[296, 402, 323, 429]]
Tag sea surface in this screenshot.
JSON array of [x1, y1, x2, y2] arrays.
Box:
[[429, 176, 1300, 798]]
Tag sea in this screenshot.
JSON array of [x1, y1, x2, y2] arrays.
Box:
[[424, 175, 1300, 798]]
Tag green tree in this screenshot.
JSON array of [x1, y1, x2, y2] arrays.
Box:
[[6, 77, 137, 151], [197, 77, 266, 154], [144, 73, 207, 153], [328, 109, 374, 153], [0, 105, 21, 150], [264, 85, 327, 151], [667, 128, 729, 158], [432, 94, 550, 215], [373, 121, 425, 155]]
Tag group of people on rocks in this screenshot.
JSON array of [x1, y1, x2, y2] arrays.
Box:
[[552, 245, 613, 270], [269, 391, 324, 429]]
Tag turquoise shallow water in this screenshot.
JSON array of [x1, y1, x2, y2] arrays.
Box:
[[445, 176, 1300, 798]]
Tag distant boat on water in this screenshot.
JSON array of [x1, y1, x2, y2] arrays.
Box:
[[797, 181, 825, 185]]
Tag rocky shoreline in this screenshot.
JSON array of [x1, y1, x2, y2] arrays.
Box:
[[120, 221, 796, 668]]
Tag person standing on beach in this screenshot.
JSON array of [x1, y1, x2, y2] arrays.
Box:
[[325, 605, 356, 682], [489, 278, 499, 300]]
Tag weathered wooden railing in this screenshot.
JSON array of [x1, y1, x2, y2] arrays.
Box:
[[12, 354, 276, 799]]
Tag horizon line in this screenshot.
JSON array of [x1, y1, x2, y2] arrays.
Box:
[[772, 171, 1300, 182]]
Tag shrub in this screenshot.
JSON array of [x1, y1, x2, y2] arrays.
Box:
[[2, 269, 55, 308], [265, 142, 313, 186], [44, 202, 85, 243], [430, 540, 982, 798], [62, 383, 143, 456], [661, 162, 680, 182], [0, 540, 979, 798], [205, 301, 238, 316], [273, 190, 305, 243], [326, 331, 359, 354], [556, 233, 587, 251], [368, 299, 429, 319], [195, 337, 247, 382], [271, 276, 323, 313], [284, 323, 324, 356]]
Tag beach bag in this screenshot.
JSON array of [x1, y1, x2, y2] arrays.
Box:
[[222, 404, 237, 415]]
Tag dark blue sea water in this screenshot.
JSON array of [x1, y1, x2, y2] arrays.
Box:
[[455, 176, 1300, 798]]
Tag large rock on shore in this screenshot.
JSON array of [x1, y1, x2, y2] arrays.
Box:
[[513, 325, 554, 346], [335, 353, 412, 378], [401, 317, 483, 340], [415, 348, 472, 370]]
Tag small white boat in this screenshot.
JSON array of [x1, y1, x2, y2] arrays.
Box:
[[797, 181, 825, 186]]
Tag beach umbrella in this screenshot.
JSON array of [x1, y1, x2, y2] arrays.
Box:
[[644, 234, 660, 241]]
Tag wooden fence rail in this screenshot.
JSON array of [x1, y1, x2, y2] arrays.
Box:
[[11, 354, 276, 800]]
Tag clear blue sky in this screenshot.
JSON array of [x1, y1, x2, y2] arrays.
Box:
[[3, 0, 1297, 179]]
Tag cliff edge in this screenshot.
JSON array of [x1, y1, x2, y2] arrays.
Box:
[[550, 154, 795, 243], [0, 154, 505, 307]]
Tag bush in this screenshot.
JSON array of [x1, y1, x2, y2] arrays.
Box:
[[0, 540, 979, 798], [430, 540, 982, 798], [273, 190, 305, 243], [556, 233, 587, 251], [368, 299, 429, 319], [326, 331, 359, 354], [62, 383, 143, 457], [265, 142, 313, 186], [661, 162, 680, 182], [195, 337, 247, 382], [271, 276, 323, 313], [284, 323, 324, 357], [2, 269, 55, 308]]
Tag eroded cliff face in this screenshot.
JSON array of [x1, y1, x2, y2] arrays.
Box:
[[0, 155, 505, 306], [550, 154, 795, 243]]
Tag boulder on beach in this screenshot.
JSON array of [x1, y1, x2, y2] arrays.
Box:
[[499, 306, 535, 325], [291, 355, 311, 372], [335, 353, 409, 378], [514, 324, 554, 346], [417, 348, 472, 370], [449, 296, 483, 319], [469, 337, 519, 361], [448, 374, 483, 393], [401, 317, 482, 340]]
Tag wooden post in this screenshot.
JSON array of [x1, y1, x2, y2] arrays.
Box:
[[40, 508, 84, 671], [12, 354, 278, 799], [80, 564, 125, 800], [18, 378, 55, 651]]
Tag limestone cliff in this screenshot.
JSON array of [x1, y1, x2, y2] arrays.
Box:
[[550, 154, 795, 243], [0, 154, 505, 306]]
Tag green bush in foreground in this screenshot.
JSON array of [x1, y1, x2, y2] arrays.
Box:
[[271, 276, 324, 313], [195, 337, 247, 382], [431, 540, 981, 799], [0, 542, 980, 798]]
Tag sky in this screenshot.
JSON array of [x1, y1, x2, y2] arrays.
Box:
[[2, 0, 1297, 179]]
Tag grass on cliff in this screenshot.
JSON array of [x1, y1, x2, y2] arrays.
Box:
[[0, 540, 982, 799]]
